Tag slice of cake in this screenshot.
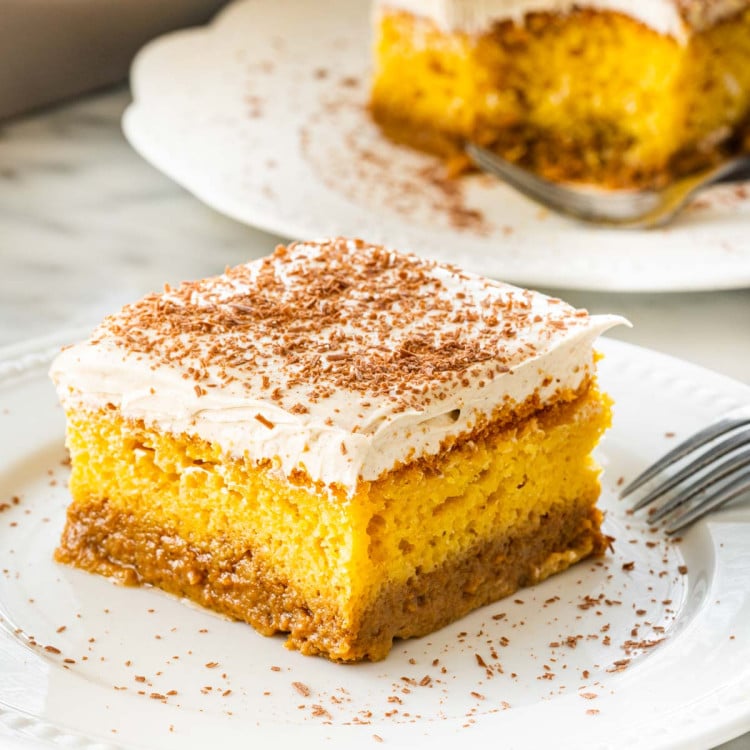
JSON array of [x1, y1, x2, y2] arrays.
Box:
[[370, 0, 750, 187], [51, 238, 625, 662]]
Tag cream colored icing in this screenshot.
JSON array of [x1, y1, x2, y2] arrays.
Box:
[[377, 0, 748, 39], [50, 240, 628, 494]]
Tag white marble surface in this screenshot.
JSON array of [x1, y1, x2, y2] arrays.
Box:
[[0, 87, 749, 750], [1, 88, 749, 383]]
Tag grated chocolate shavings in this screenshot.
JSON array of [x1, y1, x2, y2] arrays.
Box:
[[93, 238, 593, 417], [292, 681, 311, 697]]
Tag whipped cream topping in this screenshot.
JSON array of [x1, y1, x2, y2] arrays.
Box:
[[377, 0, 748, 39], [51, 238, 626, 493]]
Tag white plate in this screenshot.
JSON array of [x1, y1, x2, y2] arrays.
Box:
[[0, 332, 749, 750], [122, 0, 750, 292]]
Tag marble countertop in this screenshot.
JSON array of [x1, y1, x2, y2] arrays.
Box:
[[1, 88, 749, 383], [0, 87, 749, 750]]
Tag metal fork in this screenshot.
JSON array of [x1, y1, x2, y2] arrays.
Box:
[[466, 143, 750, 229], [619, 405, 750, 534]]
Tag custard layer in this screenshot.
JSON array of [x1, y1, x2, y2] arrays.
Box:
[[56, 496, 603, 660], [56, 385, 611, 661]]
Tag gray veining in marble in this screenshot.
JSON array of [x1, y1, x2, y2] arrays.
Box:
[[0, 87, 283, 344]]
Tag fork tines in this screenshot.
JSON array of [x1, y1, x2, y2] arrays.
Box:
[[620, 406, 750, 534]]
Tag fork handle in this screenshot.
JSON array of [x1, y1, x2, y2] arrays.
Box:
[[714, 159, 750, 185]]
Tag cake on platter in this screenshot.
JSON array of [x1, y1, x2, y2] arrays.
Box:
[[370, 0, 750, 187], [51, 238, 625, 661]]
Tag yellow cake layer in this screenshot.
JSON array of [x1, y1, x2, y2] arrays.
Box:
[[371, 8, 750, 186], [57, 384, 611, 661]]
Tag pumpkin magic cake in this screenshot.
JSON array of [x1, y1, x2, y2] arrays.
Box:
[[51, 238, 625, 661], [371, 0, 750, 187]]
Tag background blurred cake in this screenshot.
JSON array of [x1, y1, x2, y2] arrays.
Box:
[[370, 0, 750, 187]]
